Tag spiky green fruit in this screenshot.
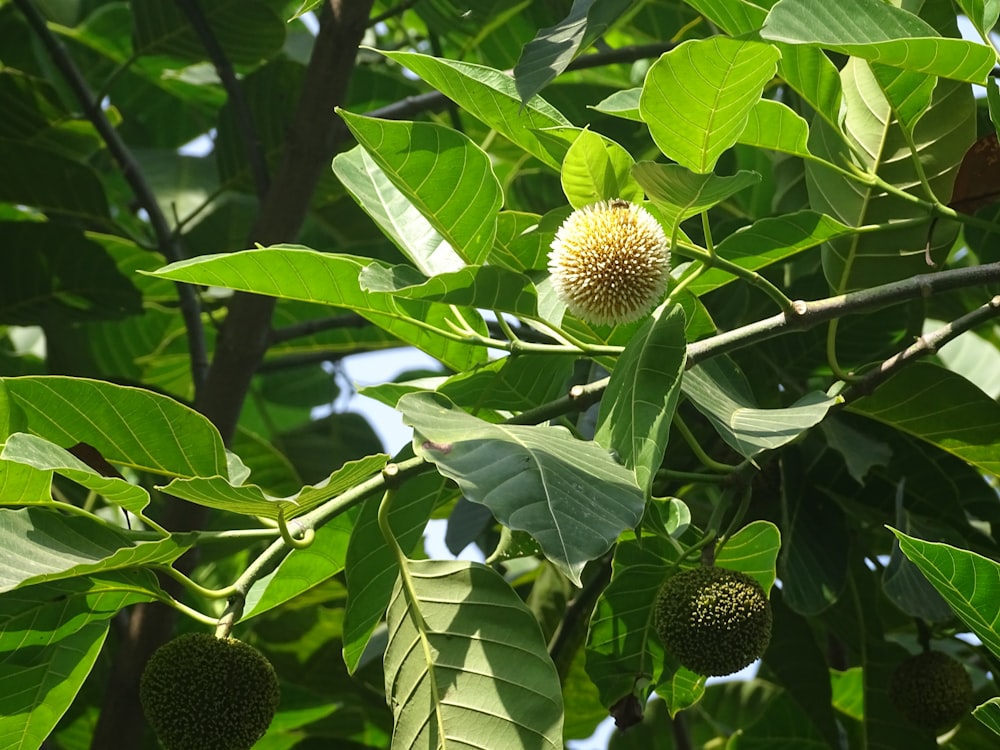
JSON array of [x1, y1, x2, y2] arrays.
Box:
[[654, 565, 772, 677], [889, 650, 972, 731], [140, 632, 280, 750]]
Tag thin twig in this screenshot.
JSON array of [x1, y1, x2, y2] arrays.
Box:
[[14, 0, 209, 393], [269, 312, 370, 343], [368, 0, 421, 27], [174, 0, 270, 199], [841, 295, 1000, 402]]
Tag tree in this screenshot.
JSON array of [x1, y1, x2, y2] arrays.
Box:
[[1, 0, 999, 748]]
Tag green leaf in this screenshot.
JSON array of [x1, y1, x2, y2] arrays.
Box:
[[0, 507, 191, 594], [359, 263, 540, 320], [0, 221, 141, 325], [761, 0, 995, 83], [956, 0, 1000, 36], [337, 111, 502, 264], [342, 471, 454, 673], [400, 391, 645, 585], [778, 455, 849, 615], [0, 376, 227, 479], [1, 433, 150, 514], [146, 246, 489, 371], [591, 87, 641, 121], [639, 38, 781, 173], [680, 0, 766, 35], [332, 146, 465, 276], [682, 358, 839, 459], [973, 698, 1000, 737], [159, 454, 388, 520], [0, 142, 109, 221], [514, 0, 634, 104], [384, 559, 564, 749], [716, 520, 781, 594], [737, 99, 815, 161], [132, 0, 285, 65], [632, 163, 761, 227], [775, 44, 843, 131], [891, 529, 1000, 660], [377, 50, 571, 170], [848, 362, 1000, 478], [830, 667, 863, 720], [686, 210, 854, 297], [728, 689, 830, 748], [0, 571, 160, 749], [584, 535, 679, 708], [490, 211, 547, 272], [561, 128, 643, 209], [242, 509, 357, 620], [0, 456, 51, 506], [595, 305, 686, 495]]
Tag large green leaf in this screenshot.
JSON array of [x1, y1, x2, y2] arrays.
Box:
[[400, 391, 645, 585], [359, 263, 540, 320], [686, 211, 854, 297], [682, 358, 839, 459], [0, 571, 161, 750], [0, 507, 191, 594], [0, 376, 227, 479], [342, 471, 454, 673], [0, 142, 109, 221], [1, 433, 150, 514], [332, 146, 464, 276], [131, 0, 285, 65], [146, 246, 489, 371], [377, 50, 571, 170], [761, 0, 994, 83], [384, 559, 564, 749], [632, 163, 761, 227], [974, 698, 1000, 737], [513, 0, 634, 104], [241, 509, 357, 620], [595, 305, 686, 496], [956, 0, 1000, 36], [639, 38, 780, 173], [891, 530, 1000, 659], [337, 111, 502, 264], [737, 99, 815, 162], [848, 362, 1000, 478], [159, 453, 388, 520], [0, 221, 141, 325], [680, 0, 765, 35]]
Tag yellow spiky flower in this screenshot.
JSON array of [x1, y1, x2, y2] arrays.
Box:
[[548, 199, 670, 326]]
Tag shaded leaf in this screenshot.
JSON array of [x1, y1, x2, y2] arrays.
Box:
[[400, 392, 645, 585], [384, 559, 564, 749], [848, 362, 1000, 478], [514, 0, 633, 104], [595, 305, 686, 495], [682, 358, 839, 459], [632, 163, 761, 227], [639, 38, 780, 173], [0, 507, 191, 594], [973, 698, 1000, 737], [159, 454, 388, 520], [0, 142, 109, 221]]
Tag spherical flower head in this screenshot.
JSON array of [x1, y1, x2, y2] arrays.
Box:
[[548, 199, 670, 326], [889, 650, 972, 731], [140, 632, 280, 750]]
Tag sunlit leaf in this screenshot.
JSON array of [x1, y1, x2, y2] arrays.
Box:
[[632, 163, 760, 228], [561, 128, 643, 209], [337, 111, 502, 264], [639, 38, 780, 173], [762, 0, 994, 82]]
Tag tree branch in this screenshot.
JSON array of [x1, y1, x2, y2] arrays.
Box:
[[174, 0, 270, 199], [14, 0, 209, 393], [90, 2, 376, 747]]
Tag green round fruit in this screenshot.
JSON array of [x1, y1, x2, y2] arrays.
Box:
[[889, 650, 972, 731], [140, 632, 280, 750], [654, 565, 772, 677]]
